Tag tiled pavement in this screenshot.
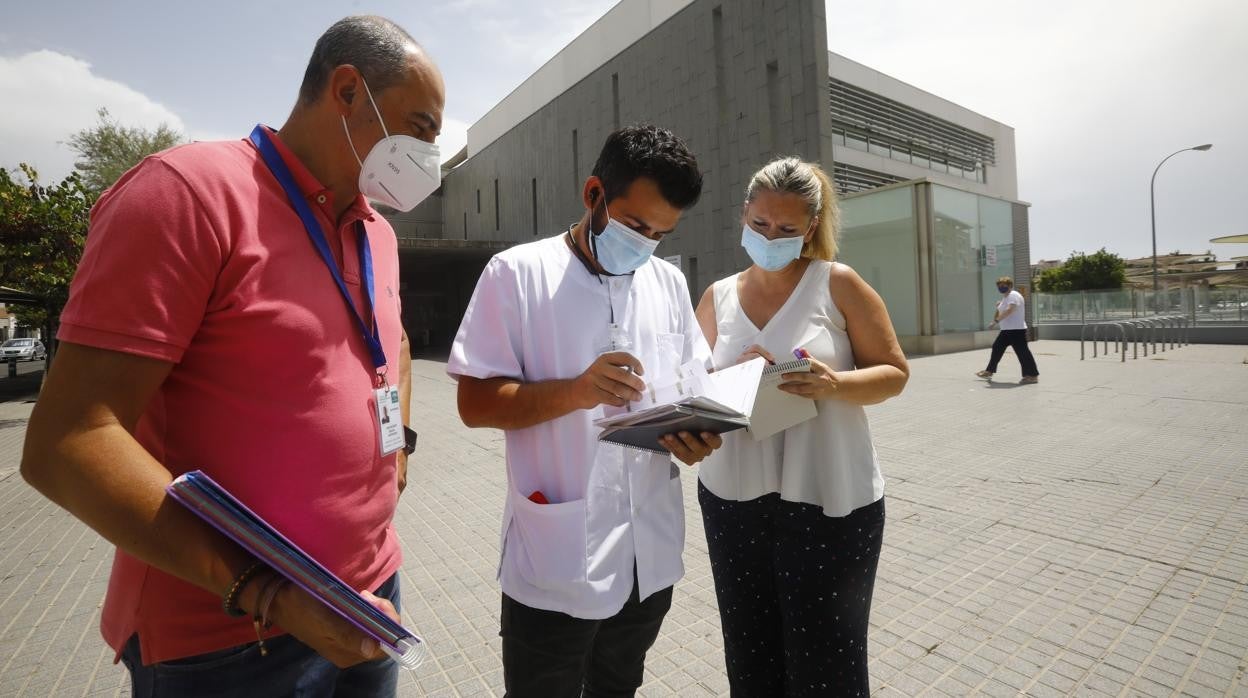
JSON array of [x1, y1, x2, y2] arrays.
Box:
[[1, 340, 1245, 696]]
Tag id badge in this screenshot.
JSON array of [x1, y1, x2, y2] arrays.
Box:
[[375, 384, 404, 455]]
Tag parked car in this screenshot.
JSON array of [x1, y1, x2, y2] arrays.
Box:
[[1, 338, 46, 362]]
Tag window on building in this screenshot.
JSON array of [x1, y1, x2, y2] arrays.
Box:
[[612, 73, 620, 130], [829, 77, 996, 187], [476, 189, 481, 214], [532, 178, 538, 236], [831, 163, 905, 195], [688, 256, 699, 300], [766, 61, 780, 150], [494, 179, 500, 231]]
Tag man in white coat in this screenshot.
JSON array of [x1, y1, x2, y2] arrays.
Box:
[[449, 124, 721, 697]]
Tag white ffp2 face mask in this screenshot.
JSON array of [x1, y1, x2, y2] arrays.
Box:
[[342, 77, 440, 212]]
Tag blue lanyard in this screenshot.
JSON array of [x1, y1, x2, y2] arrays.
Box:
[[249, 125, 387, 374]]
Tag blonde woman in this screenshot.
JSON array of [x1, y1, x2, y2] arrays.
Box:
[[695, 157, 909, 696]]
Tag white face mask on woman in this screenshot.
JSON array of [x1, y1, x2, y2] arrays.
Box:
[[740, 225, 804, 271], [341, 77, 441, 212]]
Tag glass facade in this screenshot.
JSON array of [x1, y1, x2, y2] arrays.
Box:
[[838, 185, 920, 336], [836, 182, 1021, 343], [978, 196, 1015, 326], [932, 185, 1015, 332]]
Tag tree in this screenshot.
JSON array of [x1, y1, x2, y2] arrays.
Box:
[[0, 164, 95, 341], [1033, 248, 1126, 292], [65, 108, 182, 193], [0, 110, 179, 348], [1034, 266, 1071, 293]]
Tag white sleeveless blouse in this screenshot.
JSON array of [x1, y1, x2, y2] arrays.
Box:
[[698, 260, 884, 517]]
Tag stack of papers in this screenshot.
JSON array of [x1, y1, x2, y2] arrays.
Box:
[[594, 356, 818, 455]]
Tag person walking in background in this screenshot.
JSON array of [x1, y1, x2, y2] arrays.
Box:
[[976, 276, 1040, 384], [693, 157, 909, 696]]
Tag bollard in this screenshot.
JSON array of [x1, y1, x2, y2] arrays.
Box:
[[7, 357, 16, 379]]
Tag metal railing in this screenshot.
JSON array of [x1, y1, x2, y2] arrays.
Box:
[[1036, 287, 1248, 326], [1079, 315, 1189, 361]]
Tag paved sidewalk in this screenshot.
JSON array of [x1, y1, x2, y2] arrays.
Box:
[[1, 340, 1245, 696]]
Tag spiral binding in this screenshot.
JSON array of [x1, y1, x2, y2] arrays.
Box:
[[763, 358, 810, 375], [383, 636, 427, 670], [614, 443, 670, 456]]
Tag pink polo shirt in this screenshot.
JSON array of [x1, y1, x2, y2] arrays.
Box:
[[58, 128, 404, 665]]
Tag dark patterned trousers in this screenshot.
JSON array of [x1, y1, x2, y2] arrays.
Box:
[[699, 482, 885, 697]]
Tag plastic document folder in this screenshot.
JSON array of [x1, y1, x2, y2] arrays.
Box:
[[167, 470, 426, 670], [594, 356, 817, 455]]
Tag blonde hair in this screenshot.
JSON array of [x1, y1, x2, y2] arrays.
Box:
[[744, 157, 840, 261], [997, 276, 1014, 288]]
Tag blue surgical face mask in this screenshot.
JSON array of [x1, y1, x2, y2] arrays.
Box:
[[590, 198, 660, 275], [998, 285, 1010, 294], [741, 225, 804, 271]]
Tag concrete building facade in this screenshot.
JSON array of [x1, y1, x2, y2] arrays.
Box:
[[392, 0, 1029, 354]]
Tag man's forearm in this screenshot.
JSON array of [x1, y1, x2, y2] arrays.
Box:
[[399, 332, 411, 427], [23, 419, 251, 599], [458, 376, 585, 430], [21, 345, 254, 602], [397, 331, 412, 493]]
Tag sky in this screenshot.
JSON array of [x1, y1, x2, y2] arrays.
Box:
[[2, 0, 1245, 264]]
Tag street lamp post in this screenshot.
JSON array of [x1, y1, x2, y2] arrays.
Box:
[[1150, 144, 1212, 312]]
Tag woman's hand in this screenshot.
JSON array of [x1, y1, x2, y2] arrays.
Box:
[[734, 344, 775, 365], [778, 357, 841, 400]]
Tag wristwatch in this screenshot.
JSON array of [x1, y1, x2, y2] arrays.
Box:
[[403, 426, 418, 456]]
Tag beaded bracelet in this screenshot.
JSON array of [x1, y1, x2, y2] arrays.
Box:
[[222, 561, 266, 618]]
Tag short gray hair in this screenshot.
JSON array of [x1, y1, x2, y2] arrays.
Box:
[[298, 16, 419, 105]]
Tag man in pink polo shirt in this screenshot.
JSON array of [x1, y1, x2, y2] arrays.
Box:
[[21, 16, 444, 697]]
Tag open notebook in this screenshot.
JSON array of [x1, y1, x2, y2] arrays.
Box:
[[748, 357, 819, 440], [166, 471, 426, 670], [594, 356, 817, 455]]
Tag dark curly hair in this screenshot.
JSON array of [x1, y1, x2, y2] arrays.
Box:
[[591, 124, 703, 210]]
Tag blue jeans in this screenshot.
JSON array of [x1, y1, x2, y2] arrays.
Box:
[[120, 573, 400, 698]]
